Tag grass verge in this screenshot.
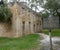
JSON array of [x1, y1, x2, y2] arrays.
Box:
[[42, 29, 60, 37], [0, 34, 40, 50]]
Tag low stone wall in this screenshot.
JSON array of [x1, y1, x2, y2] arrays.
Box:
[[0, 23, 12, 37]]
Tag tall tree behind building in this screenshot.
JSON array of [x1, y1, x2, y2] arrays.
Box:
[[0, 0, 12, 22]]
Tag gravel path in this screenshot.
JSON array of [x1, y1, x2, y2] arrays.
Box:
[[37, 33, 60, 50]]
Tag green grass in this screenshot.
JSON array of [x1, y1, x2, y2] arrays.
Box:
[[42, 29, 60, 37], [0, 34, 40, 50]]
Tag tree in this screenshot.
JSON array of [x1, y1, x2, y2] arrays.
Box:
[[30, 0, 60, 27], [0, 0, 12, 22], [41, 0, 60, 27]]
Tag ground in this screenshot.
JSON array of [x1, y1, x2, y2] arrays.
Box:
[[0, 34, 40, 50], [0, 29, 60, 50], [39, 33, 60, 50], [42, 29, 60, 37], [41, 29, 60, 50]]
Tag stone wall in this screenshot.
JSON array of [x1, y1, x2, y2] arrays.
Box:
[[42, 16, 59, 29], [0, 23, 12, 37], [10, 2, 41, 37], [0, 2, 41, 37]]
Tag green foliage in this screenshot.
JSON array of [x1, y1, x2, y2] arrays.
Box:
[[0, 1, 11, 22], [42, 0, 60, 16], [31, 0, 60, 17], [40, 10, 49, 18], [41, 13, 48, 18], [44, 0, 60, 9]]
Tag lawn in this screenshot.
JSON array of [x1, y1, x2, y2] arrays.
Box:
[[0, 34, 40, 50], [42, 29, 60, 37]]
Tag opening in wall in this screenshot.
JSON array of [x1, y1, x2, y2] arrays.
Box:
[[37, 23, 39, 32], [22, 21, 25, 35], [33, 24, 35, 32], [29, 22, 31, 32]]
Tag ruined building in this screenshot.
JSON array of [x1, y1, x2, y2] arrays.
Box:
[[0, 0, 42, 37]]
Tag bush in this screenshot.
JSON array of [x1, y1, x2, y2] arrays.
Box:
[[0, 1, 12, 22]]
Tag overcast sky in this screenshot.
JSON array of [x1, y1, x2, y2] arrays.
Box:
[[0, 0, 44, 12]]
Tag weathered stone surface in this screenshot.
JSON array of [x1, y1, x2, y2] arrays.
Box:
[[0, 2, 41, 37], [42, 16, 59, 29]]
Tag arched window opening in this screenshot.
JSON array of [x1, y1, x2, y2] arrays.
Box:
[[33, 24, 35, 32], [29, 22, 31, 32], [22, 21, 25, 35]]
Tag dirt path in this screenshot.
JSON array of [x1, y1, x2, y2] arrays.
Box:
[[37, 33, 60, 50]]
